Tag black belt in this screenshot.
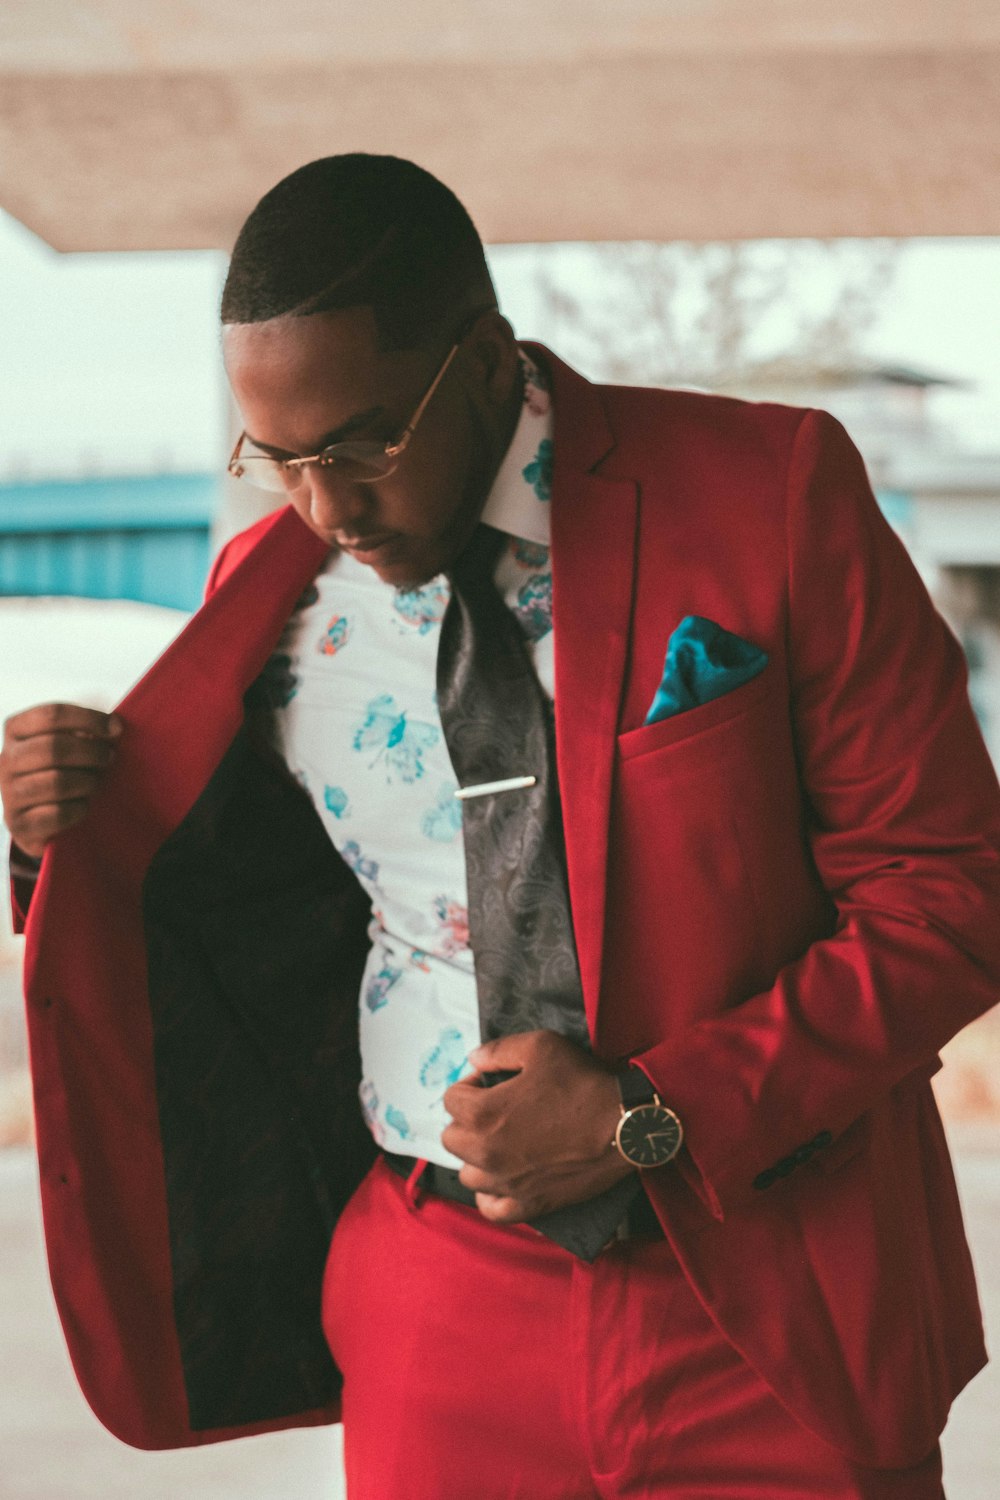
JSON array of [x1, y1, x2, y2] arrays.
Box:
[[383, 1151, 478, 1207], [381, 1151, 664, 1244]]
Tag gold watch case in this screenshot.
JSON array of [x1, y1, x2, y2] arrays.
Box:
[[614, 1096, 684, 1168]]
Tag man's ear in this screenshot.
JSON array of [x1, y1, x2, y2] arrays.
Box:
[[464, 311, 521, 408]]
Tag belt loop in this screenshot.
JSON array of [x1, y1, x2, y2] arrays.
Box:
[[404, 1156, 430, 1211]]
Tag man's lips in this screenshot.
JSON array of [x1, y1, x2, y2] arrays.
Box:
[[338, 533, 399, 559]]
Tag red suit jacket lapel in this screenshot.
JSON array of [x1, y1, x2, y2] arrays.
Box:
[[523, 342, 638, 1036]]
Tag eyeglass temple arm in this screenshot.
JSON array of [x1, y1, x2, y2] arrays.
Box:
[[384, 341, 460, 457]]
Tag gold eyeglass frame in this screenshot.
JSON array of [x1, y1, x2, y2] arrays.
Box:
[[227, 336, 463, 490]]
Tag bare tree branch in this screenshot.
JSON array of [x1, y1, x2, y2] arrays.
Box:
[[526, 240, 901, 390]]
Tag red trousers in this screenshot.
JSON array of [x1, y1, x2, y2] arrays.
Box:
[[321, 1158, 945, 1499]]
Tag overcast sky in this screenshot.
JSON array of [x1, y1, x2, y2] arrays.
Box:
[[0, 209, 997, 480]]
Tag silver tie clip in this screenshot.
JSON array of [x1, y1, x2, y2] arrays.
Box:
[[454, 775, 538, 801]]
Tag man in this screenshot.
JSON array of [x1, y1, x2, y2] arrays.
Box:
[[3, 154, 999, 1499]]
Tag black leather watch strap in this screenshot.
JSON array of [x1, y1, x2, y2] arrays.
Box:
[[616, 1063, 658, 1109]]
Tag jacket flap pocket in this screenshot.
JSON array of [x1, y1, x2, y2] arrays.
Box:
[[618, 663, 776, 763]]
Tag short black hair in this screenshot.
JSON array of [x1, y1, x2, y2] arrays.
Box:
[[220, 153, 498, 351]]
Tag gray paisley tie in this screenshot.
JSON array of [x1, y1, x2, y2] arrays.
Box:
[[436, 522, 639, 1260]]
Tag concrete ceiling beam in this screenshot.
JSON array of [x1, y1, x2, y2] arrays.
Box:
[[1, 7, 998, 249]]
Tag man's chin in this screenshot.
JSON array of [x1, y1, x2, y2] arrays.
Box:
[[375, 557, 441, 592], [361, 544, 449, 591]]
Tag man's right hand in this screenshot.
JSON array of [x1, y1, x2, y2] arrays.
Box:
[[0, 704, 123, 859]]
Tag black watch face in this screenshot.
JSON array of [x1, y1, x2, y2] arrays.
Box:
[[617, 1104, 683, 1167]]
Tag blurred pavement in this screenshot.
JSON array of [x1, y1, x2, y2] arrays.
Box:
[[0, 1150, 343, 1500], [2, 1140, 999, 1500]]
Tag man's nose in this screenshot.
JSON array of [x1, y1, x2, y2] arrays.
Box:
[[301, 464, 376, 536]]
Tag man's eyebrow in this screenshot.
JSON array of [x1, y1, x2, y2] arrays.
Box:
[[246, 406, 387, 456]]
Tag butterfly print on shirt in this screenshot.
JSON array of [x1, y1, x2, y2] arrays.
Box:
[[316, 614, 351, 656], [353, 693, 440, 783], [419, 1027, 470, 1092], [364, 962, 403, 1012], [340, 839, 379, 883], [324, 785, 350, 819], [359, 1081, 385, 1143], [432, 897, 469, 958], [391, 581, 449, 635], [522, 437, 553, 502], [512, 572, 553, 643], [385, 1105, 413, 1141], [421, 781, 463, 842]]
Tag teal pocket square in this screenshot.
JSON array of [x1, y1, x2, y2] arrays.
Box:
[[645, 615, 769, 725]]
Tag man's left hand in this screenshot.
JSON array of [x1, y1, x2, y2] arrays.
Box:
[[440, 1030, 635, 1223]]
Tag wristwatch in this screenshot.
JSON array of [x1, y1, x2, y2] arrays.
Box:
[[612, 1065, 683, 1168]]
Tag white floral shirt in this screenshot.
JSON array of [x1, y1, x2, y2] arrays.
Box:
[[266, 351, 555, 1166]]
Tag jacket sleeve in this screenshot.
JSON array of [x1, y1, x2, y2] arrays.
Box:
[[633, 408, 1000, 1219]]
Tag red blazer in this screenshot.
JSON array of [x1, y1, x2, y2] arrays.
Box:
[[16, 345, 1000, 1467]]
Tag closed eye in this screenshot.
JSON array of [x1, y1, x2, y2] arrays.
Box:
[[242, 436, 295, 461], [245, 405, 388, 458]]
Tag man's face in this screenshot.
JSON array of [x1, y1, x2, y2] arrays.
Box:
[[223, 306, 514, 589]]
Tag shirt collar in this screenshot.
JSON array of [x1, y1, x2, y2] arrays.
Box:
[[478, 348, 554, 548]]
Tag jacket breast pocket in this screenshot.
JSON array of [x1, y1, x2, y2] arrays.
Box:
[[605, 662, 793, 1038], [617, 663, 778, 768], [603, 657, 813, 1045]]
